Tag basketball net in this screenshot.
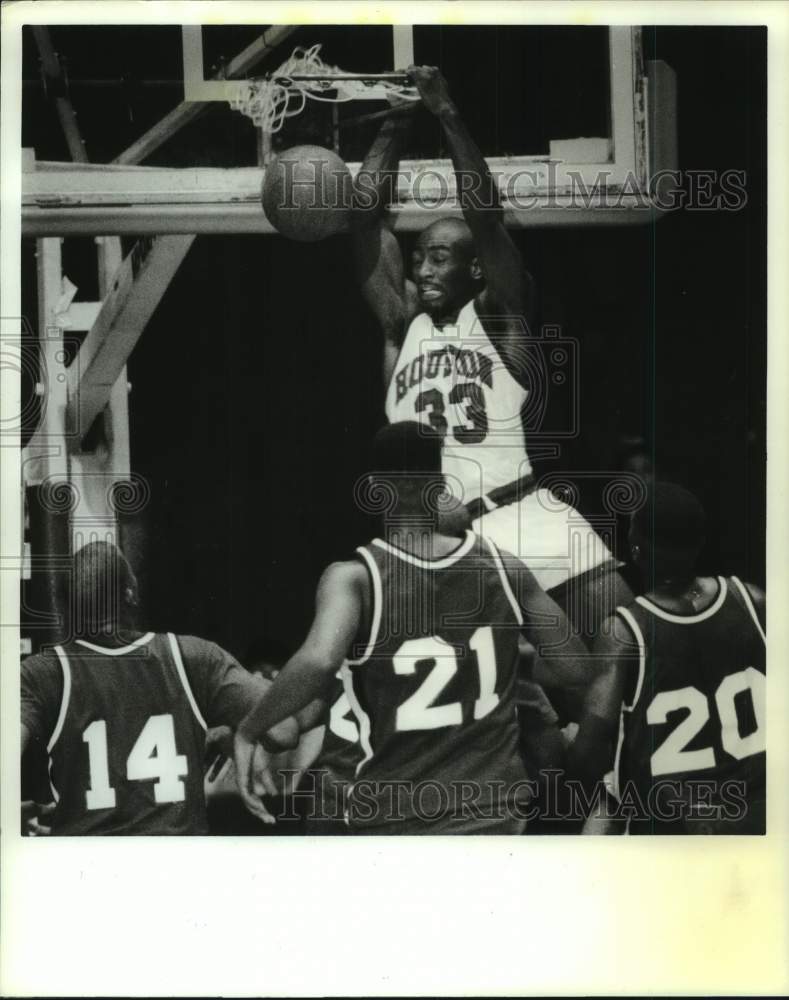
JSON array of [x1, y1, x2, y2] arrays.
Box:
[[229, 44, 419, 133]]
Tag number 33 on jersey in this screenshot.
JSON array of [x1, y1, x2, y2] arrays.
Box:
[[385, 301, 532, 502]]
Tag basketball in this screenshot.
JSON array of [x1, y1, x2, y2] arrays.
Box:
[[261, 145, 351, 242]]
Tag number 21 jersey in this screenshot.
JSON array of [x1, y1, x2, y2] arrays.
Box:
[[342, 530, 528, 831]]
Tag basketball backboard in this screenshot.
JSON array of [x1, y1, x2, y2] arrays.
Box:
[[182, 24, 414, 103], [181, 23, 659, 199], [21, 23, 675, 233]]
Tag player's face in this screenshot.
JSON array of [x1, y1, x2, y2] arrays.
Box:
[[412, 234, 475, 318]]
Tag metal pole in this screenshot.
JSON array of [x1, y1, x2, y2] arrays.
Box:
[[274, 73, 411, 82], [32, 27, 89, 163], [22, 201, 664, 236]]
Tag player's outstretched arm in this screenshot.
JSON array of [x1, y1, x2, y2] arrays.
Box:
[[351, 104, 419, 386], [501, 552, 590, 713], [409, 66, 535, 350], [566, 619, 635, 835], [187, 643, 301, 754], [296, 697, 330, 732], [234, 561, 365, 821], [567, 615, 637, 786]]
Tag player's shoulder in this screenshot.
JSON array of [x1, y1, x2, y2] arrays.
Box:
[[728, 576, 766, 626], [314, 560, 371, 627], [744, 581, 765, 600], [21, 646, 61, 677], [734, 577, 765, 607], [318, 558, 369, 591], [20, 647, 63, 700], [476, 532, 511, 559], [479, 536, 536, 584], [170, 633, 238, 672], [172, 632, 220, 652], [594, 607, 645, 657]]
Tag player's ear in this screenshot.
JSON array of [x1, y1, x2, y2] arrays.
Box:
[[470, 256, 483, 282]]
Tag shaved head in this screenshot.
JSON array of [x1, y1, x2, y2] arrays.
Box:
[[417, 218, 475, 260]]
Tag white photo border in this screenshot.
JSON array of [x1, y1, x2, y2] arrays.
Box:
[[2, 2, 787, 996]]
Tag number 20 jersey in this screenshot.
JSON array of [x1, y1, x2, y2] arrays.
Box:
[[616, 577, 766, 833], [385, 300, 531, 503], [342, 530, 528, 831], [47, 633, 209, 835]]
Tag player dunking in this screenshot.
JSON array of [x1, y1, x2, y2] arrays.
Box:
[[570, 483, 766, 834], [21, 541, 297, 835], [350, 66, 633, 643], [234, 422, 590, 835]]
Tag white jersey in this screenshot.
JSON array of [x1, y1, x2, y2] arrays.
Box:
[[385, 300, 531, 503]]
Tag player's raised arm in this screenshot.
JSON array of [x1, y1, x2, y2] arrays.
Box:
[[350, 103, 419, 385], [409, 66, 535, 344], [233, 561, 365, 820]]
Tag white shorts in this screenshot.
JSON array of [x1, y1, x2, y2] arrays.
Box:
[[471, 487, 616, 592]]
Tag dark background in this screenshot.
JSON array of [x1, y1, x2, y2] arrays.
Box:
[[21, 25, 766, 658]]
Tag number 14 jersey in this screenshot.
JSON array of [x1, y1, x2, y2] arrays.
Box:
[[45, 633, 209, 835]]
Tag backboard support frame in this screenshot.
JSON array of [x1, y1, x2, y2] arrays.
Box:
[[182, 25, 647, 198], [22, 27, 675, 234]]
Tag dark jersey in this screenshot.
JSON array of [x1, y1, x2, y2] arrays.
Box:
[[302, 675, 363, 831], [319, 675, 362, 785], [615, 577, 766, 834], [22, 632, 261, 835], [343, 530, 529, 833]]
